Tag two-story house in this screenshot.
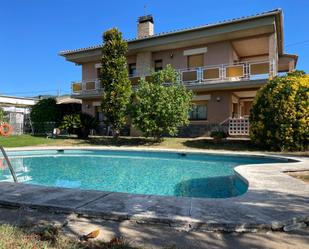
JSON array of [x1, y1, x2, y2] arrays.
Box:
[[59, 9, 297, 137]]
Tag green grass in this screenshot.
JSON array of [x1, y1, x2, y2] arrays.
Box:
[[0, 134, 308, 156], [0, 224, 138, 249], [0, 135, 58, 147], [0, 134, 255, 150]]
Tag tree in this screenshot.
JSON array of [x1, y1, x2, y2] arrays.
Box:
[[99, 28, 132, 138], [250, 70, 309, 151], [30, 98, 60, 134], [131, 65, 193, 141]]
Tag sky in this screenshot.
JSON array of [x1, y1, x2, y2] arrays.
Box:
[[1, 0, 309, 97]]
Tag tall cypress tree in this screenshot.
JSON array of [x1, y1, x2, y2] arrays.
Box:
[[99, 28, 132, 138]]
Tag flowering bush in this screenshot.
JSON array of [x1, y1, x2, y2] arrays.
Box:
[[250, 71, 309, 151]]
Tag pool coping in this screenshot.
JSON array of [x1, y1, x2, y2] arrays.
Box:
[[0, 146, 308, 232]]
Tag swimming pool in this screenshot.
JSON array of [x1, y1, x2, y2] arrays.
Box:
[[0, 149, 286, 198]]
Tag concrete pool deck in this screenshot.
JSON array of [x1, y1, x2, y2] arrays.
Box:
[[0, 146, 308, 232]]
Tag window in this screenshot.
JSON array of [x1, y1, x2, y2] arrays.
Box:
[[95, 106, 104, 123], [154, 59, 163, 72], [128, 63, 137, 76], [96, 68, 101, 78], [189, 103, 207, 120], [187, 54, 204, 68]]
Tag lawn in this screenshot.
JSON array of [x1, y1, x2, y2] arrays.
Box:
[[0, 134, 257, 150], [0, 224, 138, 249], [0, 135, 308, 156]]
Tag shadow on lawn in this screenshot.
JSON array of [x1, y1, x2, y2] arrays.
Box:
[[82, 136, 158, 147], [183, 139, 259, 151], [58, 135, 261, 151]]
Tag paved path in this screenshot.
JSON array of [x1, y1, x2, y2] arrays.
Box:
[[0, 206, 308, 249]]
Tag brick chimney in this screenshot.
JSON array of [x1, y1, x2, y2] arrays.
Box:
[[137, 15, 154, 39]]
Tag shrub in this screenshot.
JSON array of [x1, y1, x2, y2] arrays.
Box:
[[210, 130, 228, 140], [60, 114, 80, 134], [131, 65, 193, 141], [30, 98, 60, 134], [60, 113, 98, 139], [250, 71, 309, 151]]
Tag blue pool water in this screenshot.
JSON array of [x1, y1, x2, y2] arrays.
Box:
[[0, 150, 286, 198]]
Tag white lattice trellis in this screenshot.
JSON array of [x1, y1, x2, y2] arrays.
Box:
[[229, 118, 250, 136]]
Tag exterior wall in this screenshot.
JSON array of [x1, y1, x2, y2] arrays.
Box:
[[136, 52, 152, 76], [202, 91, 232, 123], [239, 54, 268, 62], [81, 99, 97, 116], [82, 56, 137, 80], [152, 41, 236, 69], [81, 41, 238, 80], [204, 42, 235, 66], [82, 62, 99, 80], [269, 32, 278, 76], [127, 55, 137, 64]]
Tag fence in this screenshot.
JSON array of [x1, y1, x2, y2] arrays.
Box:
[[8, 113, 24, 135], [2, 113, 57, 136]]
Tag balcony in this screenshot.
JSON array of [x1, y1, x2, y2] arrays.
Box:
[[179, 59, 274, 84], [71, 79, 101, 96], [71, 60, 274, 95]]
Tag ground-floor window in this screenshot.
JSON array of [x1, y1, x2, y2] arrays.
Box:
[[128, 63, 137, 76], [95, 106, 104, 122], [154, 59, 163, 72], [189, 103, 207, 120]]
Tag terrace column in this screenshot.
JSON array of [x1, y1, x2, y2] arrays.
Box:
[[136, 51, 152, 77], [269, 33, 278, 77]]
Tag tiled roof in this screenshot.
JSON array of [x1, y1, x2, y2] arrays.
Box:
[[59, 9, 281, 56]]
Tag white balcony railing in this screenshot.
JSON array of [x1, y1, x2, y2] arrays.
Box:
[[179, 59, 274, 84], [71, 60, 274, 95], [71, 79, 101, 95]]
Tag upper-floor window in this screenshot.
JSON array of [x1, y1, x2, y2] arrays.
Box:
[[154, 59, 163, 72], [187, 54, 204, 68], [128, 63, 137, 76]]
